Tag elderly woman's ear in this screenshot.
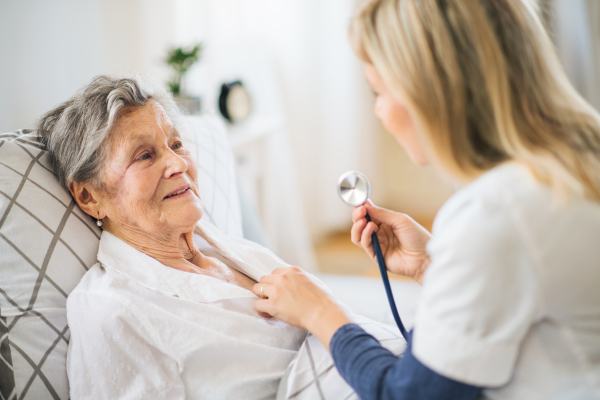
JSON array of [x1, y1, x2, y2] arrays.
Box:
[[69, 181, 105, 220]]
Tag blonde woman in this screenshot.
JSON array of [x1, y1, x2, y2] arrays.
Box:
[[251, 0, 600, 399]]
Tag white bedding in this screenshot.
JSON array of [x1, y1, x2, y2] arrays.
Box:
[[277, 314, 406, 400]]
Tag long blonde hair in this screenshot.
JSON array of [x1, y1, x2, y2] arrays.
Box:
[[350, 0, 600, 201]]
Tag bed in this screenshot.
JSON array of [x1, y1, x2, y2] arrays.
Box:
[[0, 115, 420, 399]]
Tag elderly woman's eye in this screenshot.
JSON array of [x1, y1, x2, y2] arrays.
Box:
[[172, 141, 183, 150], [139, 153, 151, 161]]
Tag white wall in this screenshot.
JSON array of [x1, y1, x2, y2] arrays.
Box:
[[0, 0, 379, 241], [0, 0, 104, 131]]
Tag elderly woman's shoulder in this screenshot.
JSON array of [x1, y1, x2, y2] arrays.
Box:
[[66, 263, 155, 342], [66, 262, 137, 315], [69, 262, 114, 292]]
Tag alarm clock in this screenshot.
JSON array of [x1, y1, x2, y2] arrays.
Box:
[[218, 81, 252, 123]]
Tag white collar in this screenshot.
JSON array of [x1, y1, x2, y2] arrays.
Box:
[[97, 229, 265, 304]]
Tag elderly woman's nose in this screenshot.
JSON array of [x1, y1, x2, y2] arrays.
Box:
[[164, 149, 188, 177]]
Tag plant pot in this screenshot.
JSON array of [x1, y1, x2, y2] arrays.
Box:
[[174, 95, 202, 116]]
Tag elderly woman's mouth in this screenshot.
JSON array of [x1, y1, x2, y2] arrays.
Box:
[[164, 186, 191, 200]]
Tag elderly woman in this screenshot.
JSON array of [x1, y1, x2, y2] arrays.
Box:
[[39, 76, 308, 399]]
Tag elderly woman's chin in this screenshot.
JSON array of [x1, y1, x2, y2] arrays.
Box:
[[162, 190, 204, 232]]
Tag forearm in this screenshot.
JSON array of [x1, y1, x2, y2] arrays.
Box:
[[330, 324, 482, 400], [305, 301, 352, 351], [330, 324, 399, 399]]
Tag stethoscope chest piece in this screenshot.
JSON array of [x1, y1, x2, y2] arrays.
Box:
[[337, 171, 371, 207]]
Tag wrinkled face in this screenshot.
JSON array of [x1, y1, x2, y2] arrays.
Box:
[[364, 63, 429, 166], [98, 101, 203, 237]]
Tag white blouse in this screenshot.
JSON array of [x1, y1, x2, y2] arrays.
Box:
[[66, 226, 307, 400], [413, 163, 600, 399]]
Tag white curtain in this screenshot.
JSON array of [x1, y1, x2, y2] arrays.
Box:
[[552, 0, 600, 111]]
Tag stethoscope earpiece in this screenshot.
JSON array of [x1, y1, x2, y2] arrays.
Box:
[[337, 171, 409, 341]]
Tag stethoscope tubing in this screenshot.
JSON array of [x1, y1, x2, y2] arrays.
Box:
[[366, 213, 410, 342]]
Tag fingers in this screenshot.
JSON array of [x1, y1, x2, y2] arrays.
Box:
[[257, 267, 295, 285], [355, 202, 406, 228], [254, 266, 305, 299], [252, 282, 271, 298], [350, 217, 366, 245], [254, 298, 274, 316], [257, 274, 276, 285], [362, 202, 385, 224], [269, 267, 288, 275], [360, 221, 378, 258], [351, 206, 377, 257], [364, 202, 406, 226], [351, 216, 377, 257], [352, 205, 367, 223], [269, 266, 302, 276], [254, 267, 308, 300]]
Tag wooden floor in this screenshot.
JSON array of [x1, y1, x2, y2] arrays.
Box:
[[314, 232, 412, 280], [314, 219, 433, 280]]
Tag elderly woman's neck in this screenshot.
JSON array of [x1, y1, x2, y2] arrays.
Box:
[[106, 225, 205, 270]]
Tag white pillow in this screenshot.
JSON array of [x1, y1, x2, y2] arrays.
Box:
[[0, 115, 242, 400], [182, 115, 243, 239]]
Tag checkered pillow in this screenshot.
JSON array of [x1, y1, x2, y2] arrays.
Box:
[[0, 115, 242, 400]]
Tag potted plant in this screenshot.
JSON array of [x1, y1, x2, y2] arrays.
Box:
[[165, 43, 204, 115]]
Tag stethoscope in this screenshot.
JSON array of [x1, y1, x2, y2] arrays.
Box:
[[337, 171, 409, 342]]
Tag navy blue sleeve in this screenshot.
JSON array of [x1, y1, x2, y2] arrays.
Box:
[[330, 324, 482, 400]]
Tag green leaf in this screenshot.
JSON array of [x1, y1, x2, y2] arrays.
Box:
[[165, 43, 204, 95]]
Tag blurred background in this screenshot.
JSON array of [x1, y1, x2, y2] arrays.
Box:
[[1, 0, 599, 277]]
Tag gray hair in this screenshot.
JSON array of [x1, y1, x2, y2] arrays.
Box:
[[37, 75, 182, 190]]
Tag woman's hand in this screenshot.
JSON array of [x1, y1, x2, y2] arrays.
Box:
[[253, 267, 351, 350], [352, 202, 432, 284]]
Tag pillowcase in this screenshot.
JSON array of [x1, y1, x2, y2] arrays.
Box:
[[0, 130, 95, 400], [182, 115, 243, 239], [0, 115, 242, 400]]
